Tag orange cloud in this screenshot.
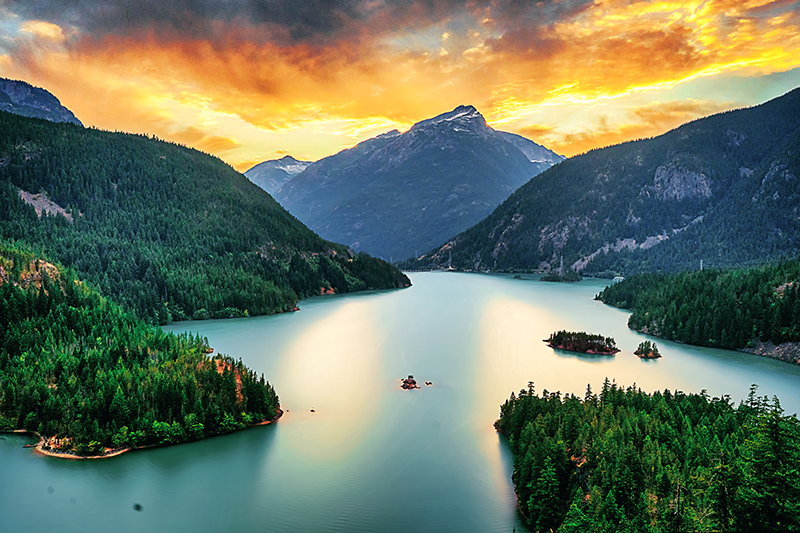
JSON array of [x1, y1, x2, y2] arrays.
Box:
[[536, 99, 735, 157], [171, 127, 242, 154], [1, 0, 799, 165]]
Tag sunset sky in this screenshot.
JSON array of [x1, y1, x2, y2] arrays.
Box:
[[1, 0, 800, 171]]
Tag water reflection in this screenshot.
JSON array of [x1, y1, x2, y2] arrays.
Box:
[[279, 300, 384, 462]]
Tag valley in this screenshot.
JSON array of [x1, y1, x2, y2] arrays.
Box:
[[2, 77, 800, 532]]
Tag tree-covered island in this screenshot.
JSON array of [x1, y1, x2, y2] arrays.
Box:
[[496, 380, 800, 532], [0, 244, 280, 458], [545, 331, 619, 355], [634, 340, 661, 359]]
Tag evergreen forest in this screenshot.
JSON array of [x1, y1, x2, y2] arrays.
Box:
[[545, 331, 619, 355], [0, 242, 279, 454], [0, 111, 409, 325], [496, 381, 800, 532], [596, 258, 800, 351]]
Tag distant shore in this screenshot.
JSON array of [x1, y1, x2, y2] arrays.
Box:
[[2, 409, 283, 460]]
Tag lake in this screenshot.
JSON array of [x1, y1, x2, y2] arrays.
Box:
[[3, 272, 800, 532]]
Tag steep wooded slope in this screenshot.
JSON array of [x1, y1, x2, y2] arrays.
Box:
[[406, 88, 800, 274], [0, 111, 409, 323]]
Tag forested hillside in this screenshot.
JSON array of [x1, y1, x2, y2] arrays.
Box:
[[597, 259, 800, 360], [0, 111, 409, 324], [0, 243, 279, 454], [405, 87, 800, 274], [496, 381, 800, 532]]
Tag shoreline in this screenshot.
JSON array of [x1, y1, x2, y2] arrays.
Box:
[[633, 325, 800, 366], [740, 339, 800, 365], [2, 408, 283, 460], [545, 342, 620, 356]]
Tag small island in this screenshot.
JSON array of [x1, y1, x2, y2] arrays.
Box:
[[544, 330, 619, 355], [634, 340, 662, 359], [401, 375, 420, 389]]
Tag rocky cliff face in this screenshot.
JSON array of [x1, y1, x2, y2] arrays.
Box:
[[649, 164, 712, 201], [274, 105, 564, 260], [0, 78, 82, 126]]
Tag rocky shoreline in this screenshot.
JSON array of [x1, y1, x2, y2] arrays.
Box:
[[2, 409, 283, 460], [741, 340, 800, 365]]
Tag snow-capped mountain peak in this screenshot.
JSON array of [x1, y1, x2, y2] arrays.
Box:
[[410, 105, 488, 134]]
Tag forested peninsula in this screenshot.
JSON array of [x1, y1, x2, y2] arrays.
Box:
[[0, 111, 409, 325], [496, 381, 800, 532], [596, 258, 800, 363], [0, 243, 280, 456]]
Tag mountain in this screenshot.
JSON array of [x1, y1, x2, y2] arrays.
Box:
[[274, 105, 564, 260], [0, 78, 82, 126], [405, 88, 800, 274], [245, 155, 312, 196], [0, 110, 409, 324]]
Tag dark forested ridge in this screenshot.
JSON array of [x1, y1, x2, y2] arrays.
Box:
[[496, 381, 800, 532], [597, 259, 800, 358], [0, 111, 409, 324], [0, 243, 280, 454], [404, 87, 800, 274]]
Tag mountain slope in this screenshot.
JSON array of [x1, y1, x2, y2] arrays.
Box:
[[245, 155, 312, 196], [0, 110, 409, 324], [406, 88, 800, 274], [0, 78, 82, 126], [275, 106, 564, 260]]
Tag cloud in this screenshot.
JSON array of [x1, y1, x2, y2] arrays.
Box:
[[538, 99, 737, 156], [172, 126, 242, 154], [19, 20, 64, 41], [513, 123, 556, 138], [2, 0, 799, 164]]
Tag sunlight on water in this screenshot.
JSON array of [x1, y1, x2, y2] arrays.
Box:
[[278, 300, 384, 462]]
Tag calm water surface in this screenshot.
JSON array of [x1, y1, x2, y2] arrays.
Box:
[[3, 272, 800, 532]]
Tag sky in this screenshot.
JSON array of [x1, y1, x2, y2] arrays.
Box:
[[1, 0, 800, 172]]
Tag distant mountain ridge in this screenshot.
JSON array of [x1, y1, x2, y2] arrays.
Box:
[[405, 87, 800, 274], [273, 105, 564, 260], [245, 155, 313, 196], [0, 78, 82, 126]]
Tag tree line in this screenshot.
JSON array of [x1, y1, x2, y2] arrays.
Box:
[[596, 258, 800, 350], [496, 380, 800, 532]]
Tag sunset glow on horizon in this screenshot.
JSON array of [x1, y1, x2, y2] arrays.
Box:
[[2, 0, 800, 171]]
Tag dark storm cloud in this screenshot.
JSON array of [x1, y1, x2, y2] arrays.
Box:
[[5, 0, 367, 42], [5, 0, 596, 44]]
